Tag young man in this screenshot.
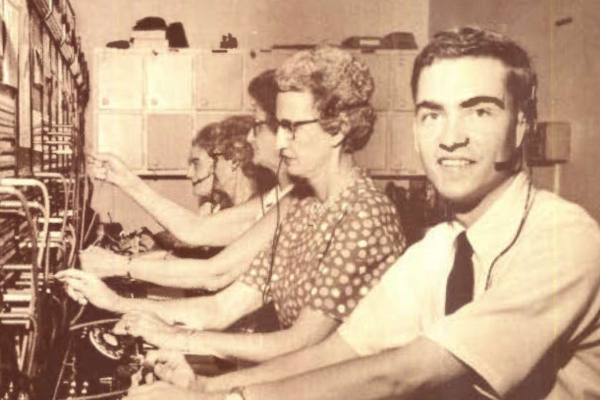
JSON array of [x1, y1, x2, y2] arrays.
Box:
[[125, 27, 600, 400]]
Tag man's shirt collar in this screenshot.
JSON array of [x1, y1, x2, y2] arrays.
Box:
[[462, 172, 533, 271]]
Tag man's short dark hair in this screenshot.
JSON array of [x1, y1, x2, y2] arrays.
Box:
[[411, 27, 537, 126]]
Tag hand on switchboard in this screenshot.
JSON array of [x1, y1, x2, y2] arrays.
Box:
[[123, 380, 202, 400], [87, 152, 141, 190], [143, 350, 201, 390], [55, 268, 121, 312], [79, 245, 131, 278], [114, 311, 180, 349]]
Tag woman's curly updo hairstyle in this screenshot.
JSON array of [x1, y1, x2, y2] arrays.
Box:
[[192, 115, 256, 178], [275, 46, 376, 153]]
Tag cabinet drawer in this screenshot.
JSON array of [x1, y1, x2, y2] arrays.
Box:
[[97, 113, 144, 170], [97, 53, 144, 110], [147, 114, 194, 170]]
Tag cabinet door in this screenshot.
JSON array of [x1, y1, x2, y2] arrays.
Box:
[[196, 52, 244, 110], [96, 113, 144, 170], [147, 114, 193, 170], [354, 112, 388, 174], [97, 52, 144, 110], [389, 112, 423, 175], [391, 52, 416, 111], [146, 53, 194, 110], [243, 50, 293, 110], [353, 52, 390, 111]]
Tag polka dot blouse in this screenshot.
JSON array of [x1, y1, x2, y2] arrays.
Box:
[[239, 172, 406, 328]]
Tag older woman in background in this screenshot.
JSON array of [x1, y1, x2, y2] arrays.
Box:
[[152, 115, 268, 253], [59, 46, 405, 363], [187, 115, 265, 216]]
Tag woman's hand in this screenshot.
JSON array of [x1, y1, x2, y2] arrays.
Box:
[[113, 312, 178, 348], [54, 269, 121, 312], [124, 381, 220, 400], [87, 152, 141, 191], [144, 350, 204, 390], [79, 246, 130, 278]]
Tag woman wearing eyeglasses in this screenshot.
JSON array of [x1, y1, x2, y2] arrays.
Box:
[[246, 69, 296, 213], [187, 116, 260, 216], [58, 47, 405, 363]]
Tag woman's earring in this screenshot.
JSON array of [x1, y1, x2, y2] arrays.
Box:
[[231, 161, 239, 172]]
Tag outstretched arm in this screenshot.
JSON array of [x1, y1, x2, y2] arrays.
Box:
[[204, 331, 358, 391], [79, 201, 284, 290], [240, 336, 472, 400], [89, 152, 266, 247], [128, 204, 281, 290], [56, 269, 264, 332], [124, 337, 474, 400], [175, 308, 340, 362]]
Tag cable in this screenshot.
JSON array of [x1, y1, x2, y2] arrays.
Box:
[[0, 186, 40, 302], [68, 303, 86, 326], [56, 388, 129, 400], [35, 172, 69, 239], [51, 337, 72, 400], [82, 210, 98, 249], [484, 169, 536, 290], [78, 175, 92, 254], [0, 178, 51, 284], [262, 156, 284, 304], [66, 223, 77, 268], [69, 318, 120, 332]]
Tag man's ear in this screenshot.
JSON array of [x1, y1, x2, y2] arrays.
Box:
[[515, 111, 528, 148]]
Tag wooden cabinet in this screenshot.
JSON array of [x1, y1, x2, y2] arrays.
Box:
[[146, 53, 194, 110], [93, 48, 421, 176], [243, 49, 294, 110], [96, 113, 144, 170], [389, 112, 422, 175], [97, 52, 143, 110], [94, 49, 249, 174], [196, 52, 244, 110], [355, 112, 423, 176], [147, 114, 193, 170], [355, 113, 388, 173], [353, 50, 423, 176], [391, 52, 416, 111]]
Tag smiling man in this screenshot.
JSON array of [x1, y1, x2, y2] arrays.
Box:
[[125, 27, 600, 400]]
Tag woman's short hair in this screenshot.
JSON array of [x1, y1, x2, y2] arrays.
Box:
[[275, 46, 376, 153], [192, 115, 256, 178]]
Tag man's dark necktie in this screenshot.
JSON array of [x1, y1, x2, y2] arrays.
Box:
[[445, 231, 474, 315]]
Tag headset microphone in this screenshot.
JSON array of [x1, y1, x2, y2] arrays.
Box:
[[192, 173, 213, 186]]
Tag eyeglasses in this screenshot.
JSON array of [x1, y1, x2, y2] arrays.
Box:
[[252, 120, 267, 137], [274, 118, 319, 140], [209, 151, 225, 160]]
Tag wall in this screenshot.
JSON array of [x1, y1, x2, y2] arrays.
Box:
[[70, 0, 430, 230], [429, 0, 600, 223]]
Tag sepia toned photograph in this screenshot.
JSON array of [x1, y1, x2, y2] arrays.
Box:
[[0, 1, 599, 399]]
